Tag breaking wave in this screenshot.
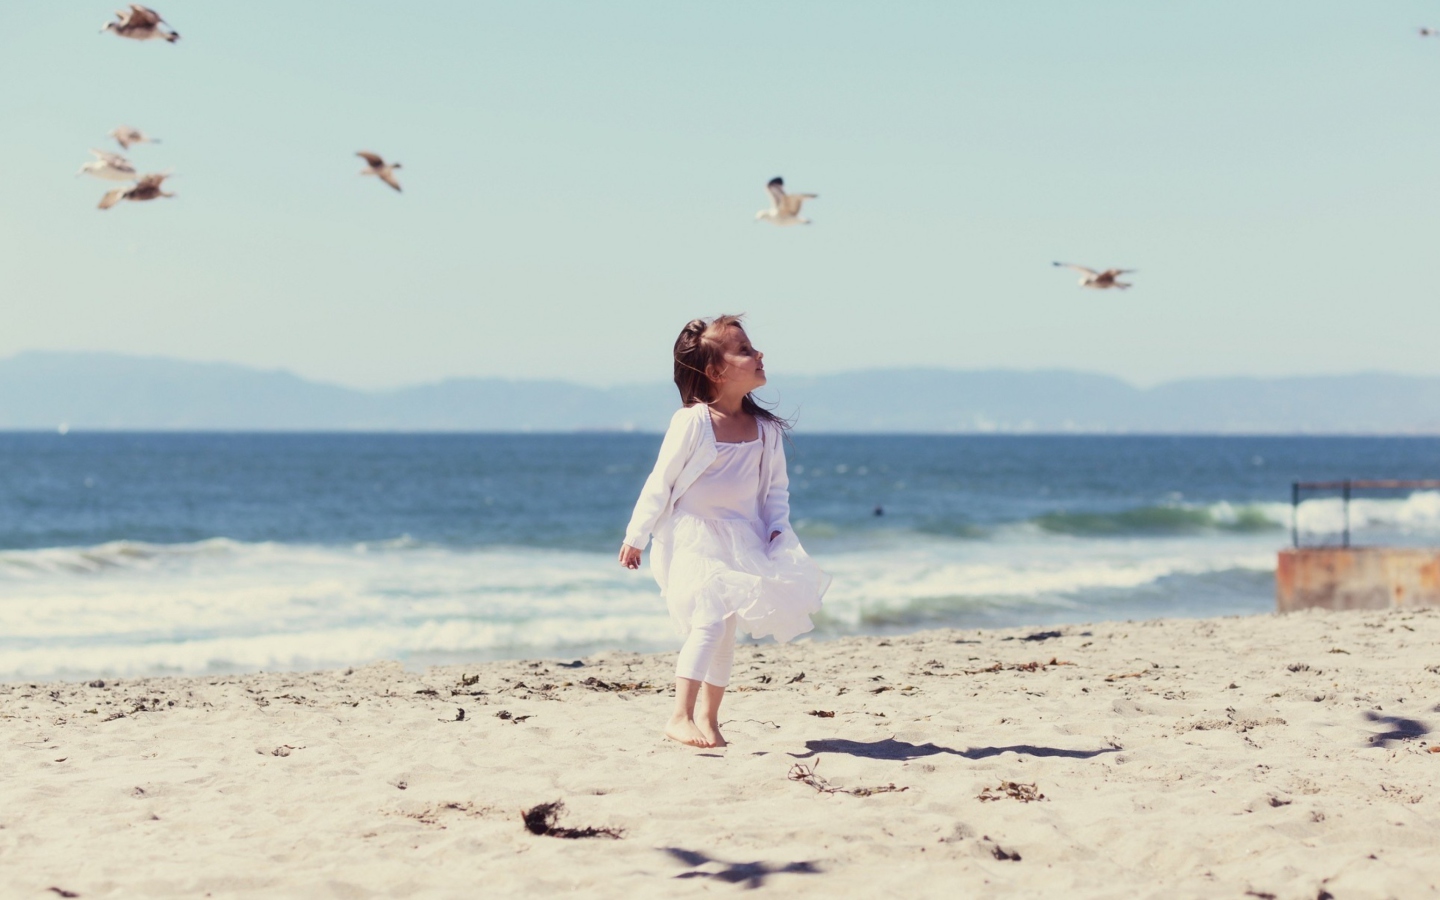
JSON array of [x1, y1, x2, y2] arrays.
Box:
[[1034, 503, 1284, 536], [0, 531, 1278, 680]]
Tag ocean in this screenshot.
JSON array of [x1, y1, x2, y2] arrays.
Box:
[[2, 432, 1437, 681]]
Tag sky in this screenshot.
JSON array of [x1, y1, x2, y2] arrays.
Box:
[[3, 2, 1439, 390]]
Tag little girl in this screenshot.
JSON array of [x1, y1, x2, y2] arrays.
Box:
[[619, 315, 830, 748]]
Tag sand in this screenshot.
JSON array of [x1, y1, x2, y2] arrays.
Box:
[[3, 607, 1439, 899]]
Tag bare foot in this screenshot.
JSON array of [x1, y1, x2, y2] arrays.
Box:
[[698, 721, 727, 748], [664, 716, 712, 748]]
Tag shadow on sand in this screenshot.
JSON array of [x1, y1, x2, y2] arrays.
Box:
[[661, 847, 821, 888], [787, 737, 1120, 761], [1362, 711, 1429, 748]]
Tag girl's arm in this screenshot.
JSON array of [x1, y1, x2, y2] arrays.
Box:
[[622, 407, 700, 554], [762, 427, 792, 541]]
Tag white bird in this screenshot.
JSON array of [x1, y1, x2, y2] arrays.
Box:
[[756, 176, 817, 225], [357, 151, 402, 192], [98, 173, 175, 210], [77, 149, 137, 182], [1052, 262, 1136, 290], [109, 126, 160, 150], [101, 5, 179, 43]]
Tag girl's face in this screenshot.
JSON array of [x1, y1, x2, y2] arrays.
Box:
[[712, 325, 766, 394]]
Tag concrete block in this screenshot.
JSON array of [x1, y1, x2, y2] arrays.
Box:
[[1276, 547, 1440, 612]]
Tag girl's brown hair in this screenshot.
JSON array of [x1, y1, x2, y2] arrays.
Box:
[[673, 314, 791, 432]]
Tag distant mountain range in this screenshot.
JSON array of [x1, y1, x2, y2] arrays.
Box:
[[2, 351, 1438, 434]]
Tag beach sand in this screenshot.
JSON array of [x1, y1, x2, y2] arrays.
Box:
[[3, 608, 1439, 898]]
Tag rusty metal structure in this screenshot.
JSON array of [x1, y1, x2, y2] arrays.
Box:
[[1290, 479, 1440, 548], [1281, 479, 1440, 613]]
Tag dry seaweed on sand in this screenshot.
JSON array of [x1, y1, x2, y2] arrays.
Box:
[[978, 781, 1046, 803], [788, 760, 907, 797], [520, 801, 623, 839], [1004, 657, 1073, 672], [848, 783, 908, 797], [450, 673, 487, 697], [807, 709, 836, 718], [923, 657, 1074, 677], [580, 676, 654, 692]]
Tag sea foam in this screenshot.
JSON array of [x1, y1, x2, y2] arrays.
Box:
[[0, 530, 1278, 680]]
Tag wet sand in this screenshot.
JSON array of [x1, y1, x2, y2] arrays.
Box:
[[3, 608, 1439, 898]]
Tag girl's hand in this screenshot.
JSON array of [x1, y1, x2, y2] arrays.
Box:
[[618, 543, 642, 570]]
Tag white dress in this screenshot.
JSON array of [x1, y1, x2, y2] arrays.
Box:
[[649, 433, 830, 643]]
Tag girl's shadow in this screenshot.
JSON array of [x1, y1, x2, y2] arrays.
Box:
[[788, 737, 1119, 761]]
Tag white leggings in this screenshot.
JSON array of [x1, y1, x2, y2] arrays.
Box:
[[675, 614, 738, 687]]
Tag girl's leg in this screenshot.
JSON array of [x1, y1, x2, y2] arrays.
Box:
[[669, 618, 729, 747], [695, 615, 738, 747], [666, 677, 709, 747]]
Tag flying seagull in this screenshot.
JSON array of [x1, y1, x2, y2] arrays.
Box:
[[1421, 26, 1439, 38], [101, 5, 179, 43], [756, 176, 817, 225], [98, 173, 175, 210], [109, 126, 160, 150], [357, 152, 402, 192], [78, 149, 137, 182], [1052, 262, 1135, 290]]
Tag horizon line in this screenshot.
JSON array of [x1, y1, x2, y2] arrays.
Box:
[[4, 349, 1439, 394], [6, 428, 1440, 439]]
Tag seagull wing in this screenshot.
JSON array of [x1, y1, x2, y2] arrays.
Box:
[[134, 173, 168, 189], [1053, 262, 1099, 277], [128, 5, 162, 26], [782, 192, 816, 216], [357, 151, 385, 169], [766, 178, 786, 210], [379, 170, 403, 192], [98, 187, 128, 210], [90, 149, 130, 166]]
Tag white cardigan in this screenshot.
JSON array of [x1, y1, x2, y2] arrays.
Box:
[[623, 403, 792, 551]]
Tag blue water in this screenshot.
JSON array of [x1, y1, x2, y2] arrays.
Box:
[[2, 433, 1437, 680]]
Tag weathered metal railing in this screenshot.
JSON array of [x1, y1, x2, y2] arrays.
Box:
[[1291, 479, 1440, 548]]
